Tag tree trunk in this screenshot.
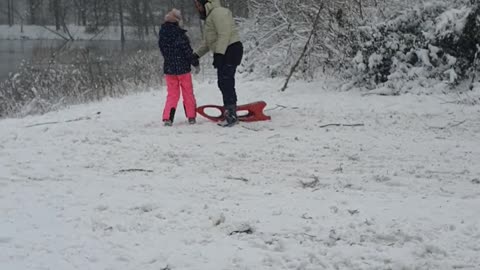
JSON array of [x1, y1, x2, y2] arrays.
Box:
[[7, 0, 11, 26], [52, 0, 62, 31], [148, 3, 156, 37], [179, 0, 185, 24], [81, 0, 87, 26], [104, 0, 110, 26], [29, 0, 36, 24], [7, 0, 14, 26], [131, 1, 142, 39], [357, 0, 364, 20], [93, 0, 99, 29], [118, 0, 126, 43], [143, 0, 149, 37]]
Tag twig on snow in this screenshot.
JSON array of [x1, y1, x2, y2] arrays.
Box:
[[229, 226, 254, 235], [300, 176, 320, 189], [429, 119, 467, 130], [65, 116, 92, 123], [449, 120, 468, 128], [226, 176, 249, 183], [361, 91, 399, 97], [319, 123, 365, 128], [117, 169, 154, 174], [25, 121, 60, 127], [348, 209, 360, 215], [333, 163, 344, 173], [301, 213, 313, 220], [241, 126, 261, 132], [265, 104, 287, 111], [25, 116, 92, 128]]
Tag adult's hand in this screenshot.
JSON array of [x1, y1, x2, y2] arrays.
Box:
[[193, 65, 201, 75], [213, 53, 224, 69]]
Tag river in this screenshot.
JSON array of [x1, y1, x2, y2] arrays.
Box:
[[0, 40, 155, 81]]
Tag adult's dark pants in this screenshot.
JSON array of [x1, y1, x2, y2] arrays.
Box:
[[217, 42, 243, 107]]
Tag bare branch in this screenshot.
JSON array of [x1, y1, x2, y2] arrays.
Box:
[[281, 3, 324, 92], [39, 25, 71, 41]]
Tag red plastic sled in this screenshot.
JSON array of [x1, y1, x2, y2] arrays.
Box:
[[197, 101, 272, 122]]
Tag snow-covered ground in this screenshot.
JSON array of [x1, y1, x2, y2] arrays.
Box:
[[1, 78, 479, 270]]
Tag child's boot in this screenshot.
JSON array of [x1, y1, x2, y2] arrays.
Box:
[[163, 119, 173, 126]]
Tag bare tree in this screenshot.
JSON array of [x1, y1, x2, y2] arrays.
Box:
[[7, 0, 14, 26], [28, 0, 44, 24], [49, 0, 62, 30], [118, 0, 126, 43], [142, 0, 149, 36], [72, 0, 87, 25]]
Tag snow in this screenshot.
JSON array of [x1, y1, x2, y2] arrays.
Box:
[[444, 68, 458, 84], [368, 53, 383, 69], [417, 49, 433, 67], [434, 7, 471, 39], [353, 51, 366, 72], [428, 44, 441, 62], [1, 78, 480, 269]]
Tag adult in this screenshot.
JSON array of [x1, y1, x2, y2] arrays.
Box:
[[193, 0, 244, 127]]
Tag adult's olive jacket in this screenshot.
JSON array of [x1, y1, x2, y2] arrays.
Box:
[[195, 0, 241, 57]]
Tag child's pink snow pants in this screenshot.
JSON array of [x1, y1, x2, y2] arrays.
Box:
[[163, 73, 196, 121]]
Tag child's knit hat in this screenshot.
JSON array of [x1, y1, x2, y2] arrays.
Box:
[[165, 9, 182, 23]]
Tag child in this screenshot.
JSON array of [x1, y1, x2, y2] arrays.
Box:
[[158, 9, 200, 126]]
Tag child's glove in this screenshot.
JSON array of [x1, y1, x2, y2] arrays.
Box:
[[191, 53, 200, 67]]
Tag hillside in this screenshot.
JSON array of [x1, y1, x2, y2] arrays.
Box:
[[1, 78, 479, 269]]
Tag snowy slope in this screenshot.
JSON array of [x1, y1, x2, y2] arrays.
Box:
[[1, 78, 480, 270]]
